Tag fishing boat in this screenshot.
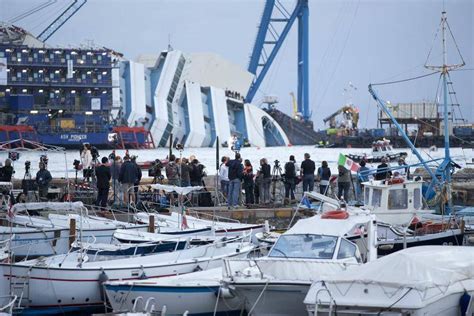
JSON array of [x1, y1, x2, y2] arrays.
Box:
[[304, 246, 474, 316], [0, 236, 255, 314]]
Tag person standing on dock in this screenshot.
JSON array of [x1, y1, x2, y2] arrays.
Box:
[[131, 156, 142, 203], [81, 143, 93, 182], [300, 153, 315, 192], [111, 155, 123, 204], [242, 159, 255, 206], [95, 157, 111, 208], [337, 165, 351, 202], [0, 159, 14, 182], [226, 153, 243, 209], [317, 161, 331, 195], [219, 156, 229, 198], [165, 154, 180, 187], [35, 162, 52, 201], [259, 158, 271, 204], [119, 156, 137, 205], [284, 155, 297, 203]]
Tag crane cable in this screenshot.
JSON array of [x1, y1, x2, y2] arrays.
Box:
[[8, 0, 57, 24]]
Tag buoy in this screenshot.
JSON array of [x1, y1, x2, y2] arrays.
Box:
[[321, 210, 349, 220]]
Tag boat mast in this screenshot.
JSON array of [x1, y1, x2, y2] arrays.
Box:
[[424, 11, 465, 210]]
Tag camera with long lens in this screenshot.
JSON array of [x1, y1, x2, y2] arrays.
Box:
[[73, 159, 81, 170], [175, 143, 184, 151], [148, 159, 163, 177], [24, 160, 31, 171], [91, 146, 100, 160]]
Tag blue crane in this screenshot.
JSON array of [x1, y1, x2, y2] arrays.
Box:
[[37, 0, 87, 42], [246, 0, 310, 121]]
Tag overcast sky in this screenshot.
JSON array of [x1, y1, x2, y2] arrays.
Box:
[[1, 0, 472, 128]]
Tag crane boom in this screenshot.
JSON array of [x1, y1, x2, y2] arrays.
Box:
[[37, 0, 87, 42]]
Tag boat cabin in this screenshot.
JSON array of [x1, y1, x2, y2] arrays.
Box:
[[268, 233, 362, 263], [371, 139, 393, 157], [362, 177, 428, 226]]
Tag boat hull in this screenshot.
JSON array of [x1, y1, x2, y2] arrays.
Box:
[[1, 243, 253, 313], [105, 283, 242, 316], [232, 282, 310, 316]]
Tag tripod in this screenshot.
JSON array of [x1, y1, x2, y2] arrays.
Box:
[[271, 162, 284, 204]]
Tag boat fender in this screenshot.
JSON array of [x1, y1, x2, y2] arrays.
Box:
[[321, 210, 349, 220], [459, 291, 471, 316], [218, 287, 235, 299], [378, 244, 394, 251], [98, 270, 109, 284]]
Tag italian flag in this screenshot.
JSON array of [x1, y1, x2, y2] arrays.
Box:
[[338, 153, 360, 172]]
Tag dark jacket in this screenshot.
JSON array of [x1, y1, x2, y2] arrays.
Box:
[[0, 166, 14, 182], [190, 162, 205, 184], [134, 162, 142, 185], [35, 169, 52, 187], [227, 159, 243, 181], [260, 163, 271, 179], [317, 166, 331, 181], [119, 161, 137, 184], [376, 163, 391, 180], [301, 159, 316, 175], [95, 164, 111, 189]]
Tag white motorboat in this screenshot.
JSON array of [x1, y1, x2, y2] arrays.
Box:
[[135, 211, 265, 240], [304, 246, 474, 316], [1, 202, 148, 258], [105, 264, 247, 315], [0, 237, 255, 314], [347, 139, 407, 163], [220, 210, 377, 316]]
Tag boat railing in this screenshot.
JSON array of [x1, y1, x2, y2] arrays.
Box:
[[0, 295, 17, 314], [312, 281, 336, 316], [358, 157, 444, 181]]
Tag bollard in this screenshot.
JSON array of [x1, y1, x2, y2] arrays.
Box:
[[69, 218, 76, 248], [148, 215, 155, 233]]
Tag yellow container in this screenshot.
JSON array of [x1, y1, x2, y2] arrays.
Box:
[[60, 119, 75, 129]]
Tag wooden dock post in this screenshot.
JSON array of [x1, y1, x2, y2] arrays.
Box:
[[69, 218, 76, 248], [148, 215, 155, 233]]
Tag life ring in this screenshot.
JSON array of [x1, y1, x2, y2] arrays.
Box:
[[321, 210, 349, 220], [387, 178, 404, 185]]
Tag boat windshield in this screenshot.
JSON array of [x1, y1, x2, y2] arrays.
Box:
[[268, 234, 338, 259]]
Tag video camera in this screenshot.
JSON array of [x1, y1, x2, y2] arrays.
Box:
[[175, 143, 184, 151], [24, 160, 31, 171], [73, 159, 81, 170], [148, 159, 163, 177], [40, 155, 48, 166], [91, 146, 100, 160], [274, 160, 280, 168]]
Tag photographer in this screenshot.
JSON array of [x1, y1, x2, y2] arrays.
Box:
[[119, 156, 137, 204], [226, 153, 243, 209], [284, 155, 297, 203], [149, 159, 163, 184], [36, 162, 52, 201], [95, 157, 111, 208], [300, 153, 315, 192], [0, 159, 14, 182], [259, 158, 271, 204], [189, 158, 206, 187]]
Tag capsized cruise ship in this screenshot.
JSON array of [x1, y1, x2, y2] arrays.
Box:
[[119, 49, 290, 148]]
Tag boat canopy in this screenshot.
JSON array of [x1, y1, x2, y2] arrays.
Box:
[[286, 210, 374, 237], [315, 246, 474, 290], [11, 201, 85, 215], [150, 184, 203, 195]]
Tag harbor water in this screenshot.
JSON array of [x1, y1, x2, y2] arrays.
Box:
[[4, 146, 473, 179]]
